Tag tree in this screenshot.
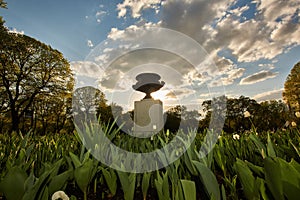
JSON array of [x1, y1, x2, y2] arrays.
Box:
[[73, 86, 107, 121], [283, 61, 300, 113], [0, 0, 6, 8], [254, 100, 288, 131], [0, 1, 7, 28], [164, 105, 200, 133], [30, 92, 73, 134], [0, 24, 74, 132], [200, 96, 260, 133]]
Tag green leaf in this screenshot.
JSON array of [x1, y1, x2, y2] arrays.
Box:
[[267, 134, 276, 157], [102, 168, 117, 196], [69, 152, 81, 168], [38, 186, 48, 200], [74, 159, 96, 194], [142, 173, 151, 200], [48, 170, 72, 195], [0, 167, 27, 200], [180, 180, 196, 200], [22, 159, 63, 200], [154, 171, 170, 200], [283, 181, 300, 200], [193, 161, 220, 200], [290, 159, 300, 174], [24, 172, 35, 192], [221, 184, 226, 200], [264, 157, 284, 200], [234, 159, 257, 199], [117, 171, 136, 200], [245, 160, 264, 177], [249, 134, 266, 158], [256, 178, 268, 200]]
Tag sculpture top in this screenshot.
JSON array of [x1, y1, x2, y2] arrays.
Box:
[[132, 73, 165, 99]]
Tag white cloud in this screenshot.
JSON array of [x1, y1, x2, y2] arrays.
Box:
[[87, 40, 94, 48], [240, 70, 278, 85], [8, 27, 24, 35], [70, 61, 104, 78], [165, 88, 196, 100], [114, 0, 300, 64], [117, 0, 162, 18], [253, 88, 283, 102], [95, 10, 107, 24], [80, 0, 299, 100], [258, 63, 275, 70], [159, 0, 300, 63], [220, 68, 245, 86]]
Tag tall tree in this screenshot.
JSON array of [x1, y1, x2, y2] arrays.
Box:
[[283, 61, 300, 113], [0, 24, 74, 132]]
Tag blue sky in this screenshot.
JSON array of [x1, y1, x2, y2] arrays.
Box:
[[2, 0, 300, 111]]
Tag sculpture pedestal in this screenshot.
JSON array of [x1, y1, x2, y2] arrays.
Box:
[[133, 99, 163, 137]]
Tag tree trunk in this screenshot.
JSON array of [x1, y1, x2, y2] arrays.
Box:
[[11, 109, 20, 133]]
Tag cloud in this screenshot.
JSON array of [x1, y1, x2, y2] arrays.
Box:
[[87, 40, 94, 48], [114, 0, 300, 64], [117, 0, 162, 18], [70, 61, 104, 78], [258, 63, 275, 70], [253, 89, 283, 102], [8, 27, 24, 35], [165, 88, 195, 100], [96, 10, 107, 23], [89, 24, 220, 93], [240, 70, 278, 85], [159, 0, 300, 63], [220, 68, 245, 86]]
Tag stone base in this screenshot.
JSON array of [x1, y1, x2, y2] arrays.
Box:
[[133, 99, 163, 136]]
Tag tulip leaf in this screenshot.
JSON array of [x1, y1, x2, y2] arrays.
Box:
[[102, 168, 117, 196], [0, 167, 27, 200], [180, 180, 196, 200], [192, 161, 220, 200]]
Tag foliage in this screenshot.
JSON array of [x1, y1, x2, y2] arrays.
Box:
[[0, 126, 299, 200], [164, 105, 200, 133], [0, 0, 6, 8], [200, 96, 289, 133], [0, 22, 74, 133], [283, 61, 300, 113]]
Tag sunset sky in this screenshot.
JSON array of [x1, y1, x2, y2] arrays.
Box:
[[2, 0, 300, 111]]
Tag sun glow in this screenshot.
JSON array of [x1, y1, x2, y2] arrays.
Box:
[[151, 90, 169, 101]]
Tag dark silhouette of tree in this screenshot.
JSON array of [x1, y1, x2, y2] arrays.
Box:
[[254, 100, 288, 131], [164, 105, 182, 132], [164, 105, 200, 133], [0, 23, 74, 132], [200, 96, 289, 133], [283, 61, 300, 113]]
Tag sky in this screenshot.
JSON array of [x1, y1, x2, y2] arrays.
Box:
[[2, 0, 300, 111]]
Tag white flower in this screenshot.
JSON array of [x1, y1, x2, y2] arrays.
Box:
[[233, 134, 240, 140], [295, 112, 300, 118], [52, 191, 69, 200], [291, 121, 297, 127], [244, 111, 251, 118], [218, 135, 221, 139]]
